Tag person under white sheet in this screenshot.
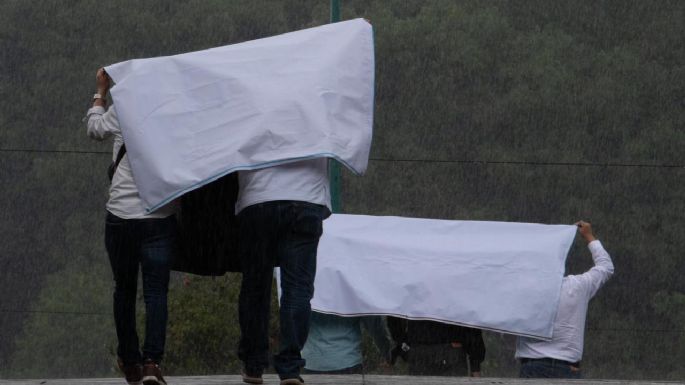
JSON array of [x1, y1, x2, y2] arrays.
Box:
[[516, 221, 614, 379]]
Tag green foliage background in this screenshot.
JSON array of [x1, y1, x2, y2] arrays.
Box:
[[0, 0, 683, 380]]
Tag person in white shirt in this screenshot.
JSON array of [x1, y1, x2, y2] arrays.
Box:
[[86, 68, 179, 385], [515, 220, 614, 378], [236, 160, 331, 385]]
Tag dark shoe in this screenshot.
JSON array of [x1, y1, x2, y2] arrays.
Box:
[[242, 368, 264, 384], [280, 377, 304, 385], [117, 359, 143, 385], [142, 359, 167, 385]]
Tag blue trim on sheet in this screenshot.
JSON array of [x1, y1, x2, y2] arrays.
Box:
[[145, 153, 361, 213], [370, 25, 376, 139], [146, 22, 375, 214]]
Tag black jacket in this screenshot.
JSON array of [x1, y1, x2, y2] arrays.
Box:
[[388, 317, 486, 372], [173, 172, 241, 275]]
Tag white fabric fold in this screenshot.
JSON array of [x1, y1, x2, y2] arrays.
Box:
[[105, 19, 374, 212], [312, 214, 577, 340]]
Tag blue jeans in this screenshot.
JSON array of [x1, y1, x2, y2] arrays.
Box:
[[520, 359, 582, 379], [105, 212, 177, 365], [237, 201, 329, 380]]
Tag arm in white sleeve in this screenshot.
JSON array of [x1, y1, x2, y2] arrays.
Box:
[[577, 240, 615, 298], [86, 105, 120, 141]]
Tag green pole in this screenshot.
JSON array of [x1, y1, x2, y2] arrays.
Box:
[[329, 0, 342, 213], [330, 0, 341, 22]]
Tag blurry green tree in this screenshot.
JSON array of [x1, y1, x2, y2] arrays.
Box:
[[1, 0, 682, 380]]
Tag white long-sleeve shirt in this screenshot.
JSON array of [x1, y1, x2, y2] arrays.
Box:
[[515, 240, 614, 363], [235, 158, 331, 214], [86, 105, 178, 219]]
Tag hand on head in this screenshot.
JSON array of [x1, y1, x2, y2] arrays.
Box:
[[575, 220, 596, 243]]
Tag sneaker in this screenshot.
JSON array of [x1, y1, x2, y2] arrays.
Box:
[[117, 359, 143, 385], [142, 359, 167, 385], [280, 377, 304, 385], [242, 368, 264, 384]]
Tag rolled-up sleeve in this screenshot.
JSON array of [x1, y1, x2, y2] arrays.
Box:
[[86, 105, 120, 141]]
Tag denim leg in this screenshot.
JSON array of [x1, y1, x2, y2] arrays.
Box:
[[563, 364, 582, 379], [238, 204, 276, 372], [520, 360, 552, 378], [520, 360, 581, 379], [273, 203, 325, 379], [105, 213, 142, 365], [139, 217, 175, 362]]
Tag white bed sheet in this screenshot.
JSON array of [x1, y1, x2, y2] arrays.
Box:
[[310, 214, 576, 340], [105, 19, 374, 212]]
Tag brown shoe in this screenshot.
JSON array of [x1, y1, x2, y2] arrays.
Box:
[[117, 359, 143, 385], [142, 359, 167, 385], [280, 377, 304, 385], [242, 368, 264, 384]]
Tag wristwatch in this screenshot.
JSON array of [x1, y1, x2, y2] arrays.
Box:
[[93, 93, 106, 102]]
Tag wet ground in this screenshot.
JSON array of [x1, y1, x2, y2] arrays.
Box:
[[0, 374, 682, 385]]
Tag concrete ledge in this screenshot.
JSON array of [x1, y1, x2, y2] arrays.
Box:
[[0, 374, 682, 385]]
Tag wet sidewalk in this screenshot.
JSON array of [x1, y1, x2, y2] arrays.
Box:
[[0, 374, 682, 385]]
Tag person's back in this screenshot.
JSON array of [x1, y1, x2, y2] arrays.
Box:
[[302, 312, 392, 374], [235, 158, 330, 214], [87, 95, 178, 219], [516, 221, 614, 378], [86, 68, 178, 385], [235, 158, 331, 385]]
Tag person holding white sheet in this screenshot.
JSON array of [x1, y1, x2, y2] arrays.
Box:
[[86, 68, 179, 385], [236, 160, 331, 385], [515, 221, 614, 378]]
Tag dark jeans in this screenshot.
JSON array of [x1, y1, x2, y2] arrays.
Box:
[[520, 359, 582, 379], [237, 201, 330, 380], [407, 343, 468, 376], [105, 212, 177, 365]]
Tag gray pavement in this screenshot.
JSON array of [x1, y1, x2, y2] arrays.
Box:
[[0, 375, 682, 385]]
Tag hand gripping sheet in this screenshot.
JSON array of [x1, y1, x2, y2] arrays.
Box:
[[105, 19, 374, 212], [312, 214, 577, 340]]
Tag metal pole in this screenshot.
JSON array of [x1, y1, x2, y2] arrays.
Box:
[[330, 0, 341, 23], [329, 0, 342, 213]]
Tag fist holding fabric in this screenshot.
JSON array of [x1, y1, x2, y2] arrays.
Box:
[[576, 221, 596, 243]]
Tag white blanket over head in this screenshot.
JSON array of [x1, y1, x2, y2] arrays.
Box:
[[105, 19, 374, 212], [312, 214, 577, 340]]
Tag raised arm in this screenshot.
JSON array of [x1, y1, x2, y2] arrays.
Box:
[[86, 68, 120, 141], [574, 221, 615, 298]]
